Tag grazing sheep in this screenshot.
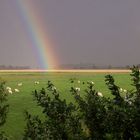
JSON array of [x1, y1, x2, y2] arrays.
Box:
[[123, 89, 127, 93], [75, 87, 80, 92], [6, 86, 11, 91], [18, 83, 22, 86], [14, 89, 20, 93], [91, 81, 94, 85], [34, 81, 39, 85], [78, 80, 80, 84], [97, 92, 103, 97], [87, 81, 95, 85], [6, 87, 13, 94], [119, 88, 123, 92], [8, 89, 13, 94], [52, 86, 56, 90]]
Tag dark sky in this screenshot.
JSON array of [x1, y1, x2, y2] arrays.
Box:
[[0, 0, 140, 68]]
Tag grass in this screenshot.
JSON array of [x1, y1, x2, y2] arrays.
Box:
[[0, 71, 133, 139]]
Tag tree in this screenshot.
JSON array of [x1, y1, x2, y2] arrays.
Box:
[[23, 83, 84, 140], [0, 79, 9, 140]]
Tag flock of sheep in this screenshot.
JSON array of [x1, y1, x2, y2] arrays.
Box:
[[75, 80, 128, 97], [5, 81, 40, 94], [5, 79, 129, 104], [75, 80, 103, 97], [5, 79, 107, 97]]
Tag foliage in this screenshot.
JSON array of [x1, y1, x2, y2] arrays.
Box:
[[70, 82, 107, 140], [0, 79, 9, 140], [23, 83, 84, 140], [23, 66, 140, 140], [105, 74, 135, 139]]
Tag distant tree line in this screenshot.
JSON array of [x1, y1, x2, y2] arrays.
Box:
[[60, 63, 140, 69], [0, 65, 30, 70]]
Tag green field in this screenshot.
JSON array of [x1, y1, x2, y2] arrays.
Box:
[[0, 71, 133, 139]]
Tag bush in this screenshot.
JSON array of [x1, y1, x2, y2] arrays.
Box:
[[23, 66, 140, 140], [23, 83, 84, 140], [0, 79, 9, 140]]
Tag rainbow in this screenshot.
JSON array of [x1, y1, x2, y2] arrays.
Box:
[[14, 0, 59, 69]]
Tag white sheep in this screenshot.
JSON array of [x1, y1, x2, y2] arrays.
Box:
[[14, 89, 20, 93], [123, 89, 127, 93], [78, 80, 80, 84], [88, 81, 94, 85], [34, 81, 39, 85], [75, 87, 80, 92], [18, 83, 22, 86], [97, 92, 103, 97], [6, 87, 12, 94], [91, 81, 95, 85], [119, 88, 123, 92], [6, 86, 11, 91], [8, 89, 13, 94], [52, 86, 56, 90]]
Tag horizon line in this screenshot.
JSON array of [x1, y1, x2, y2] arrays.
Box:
[[0, 69, 131, 73]]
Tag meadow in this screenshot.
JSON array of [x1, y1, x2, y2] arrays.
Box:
[[0, 70, 133, 140]]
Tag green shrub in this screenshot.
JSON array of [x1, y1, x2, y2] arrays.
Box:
[[23, 66, 140, 140], [23, 83, 84, 140], [0, 79, 9, 140]]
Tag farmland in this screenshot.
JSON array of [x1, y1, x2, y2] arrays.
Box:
[[0, 70, 133, 139]]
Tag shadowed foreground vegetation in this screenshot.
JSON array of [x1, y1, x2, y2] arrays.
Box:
[[23, 66, 140, 140]]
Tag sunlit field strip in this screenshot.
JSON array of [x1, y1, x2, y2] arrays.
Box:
[[0, 69, 131, 73]]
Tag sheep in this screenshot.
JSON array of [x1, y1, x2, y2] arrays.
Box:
[[78, 80, 80, 84], [123, 89, 127, 93], [18, 83, 22, 86], [75, 87, 80, 92], [6, 87, 13, 94], [8, 89, 13, 94], [34, 81, 39, 85], [52, 86, 56, 90], [14, 89, 20, 93], [6, 86, 11, 91], [91, 81, 94, 85], [97, 92, 103, 97], [119, 88, 123, 92], [119, 88, 127, 93], [87, 81, 94, 85]]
